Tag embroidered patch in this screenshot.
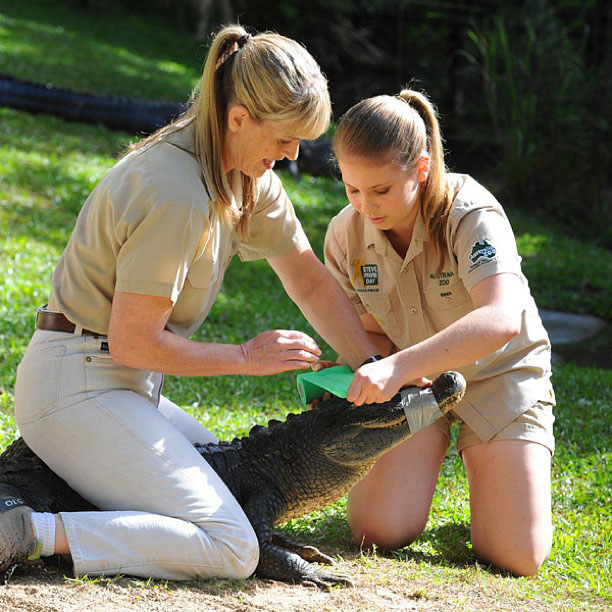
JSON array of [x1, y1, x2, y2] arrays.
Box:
[[351, 258, 365, 285], [361, 264, 378, 286], [468, 239, 496, 271], [351, 259, 379, 292]]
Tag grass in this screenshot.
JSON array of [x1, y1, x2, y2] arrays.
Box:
[[0, 0, 201, 101], [509, 209, 612, 320], [0, 2, 611, 609], [1, 105, 611, 609]]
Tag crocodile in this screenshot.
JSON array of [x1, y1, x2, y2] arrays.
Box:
[[0, 371, 465, 588]]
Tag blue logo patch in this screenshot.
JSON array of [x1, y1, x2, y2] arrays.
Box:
[[469, 239, 496, 269]]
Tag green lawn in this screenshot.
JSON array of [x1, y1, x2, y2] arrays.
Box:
[[0, 1, 611, 609], [1, 105, 610, 609], [0, 0, 200, 101]]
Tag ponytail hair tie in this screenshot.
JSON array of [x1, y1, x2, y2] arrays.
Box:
[[215, 32, 251, 71], [237, 33, 252, 48]]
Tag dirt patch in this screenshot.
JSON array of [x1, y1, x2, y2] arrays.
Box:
[[0, 555, 583, 612]]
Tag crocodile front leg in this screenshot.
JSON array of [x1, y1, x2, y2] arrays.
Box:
[[271, 532, 335, 566], [243, 494, 353, 589], [258, 540, 353, 589]]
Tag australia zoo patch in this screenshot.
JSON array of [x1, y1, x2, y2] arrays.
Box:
[[468, 239, 497, 271]]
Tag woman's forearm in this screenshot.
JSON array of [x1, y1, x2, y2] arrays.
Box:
[[108, 291, 323, 377], [392, 304, 520, 383], [346, 270, 524, 405], [347, 301, 521, 404], [287, 269, 380, 369], [268, 249, 379, 369], [112, 327, 330, 377], [110, 327, 248, 376]]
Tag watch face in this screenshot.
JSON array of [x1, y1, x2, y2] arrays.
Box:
[[361, 354, 384, 367]]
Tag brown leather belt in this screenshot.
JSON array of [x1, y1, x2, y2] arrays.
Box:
[[35, 308, 102, 336]]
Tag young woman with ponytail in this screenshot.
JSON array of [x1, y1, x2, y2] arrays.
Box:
[[3, 25, 380, 580], [326, 90, 555, 576]]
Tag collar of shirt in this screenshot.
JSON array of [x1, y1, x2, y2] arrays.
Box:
[[362, 209, 429, 267], [164, 117, 197, 154]]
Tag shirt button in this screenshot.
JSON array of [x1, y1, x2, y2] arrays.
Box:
[[410, 307, 417, 314]]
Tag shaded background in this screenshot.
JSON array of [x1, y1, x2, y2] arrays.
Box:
[[77, 0, 612, 247], [2, 0, 611, 246]]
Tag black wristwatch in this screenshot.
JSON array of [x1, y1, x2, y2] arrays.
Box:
[[360, 354, 384, 367]]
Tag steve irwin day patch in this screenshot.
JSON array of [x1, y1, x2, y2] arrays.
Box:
[[351, 259, 379, 292], [468, 239, 497, 271], [361, 264, 378, 286]]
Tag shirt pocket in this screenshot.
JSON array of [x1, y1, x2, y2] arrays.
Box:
[[423, 281, 471, 312], [360, 294, 402, 338]]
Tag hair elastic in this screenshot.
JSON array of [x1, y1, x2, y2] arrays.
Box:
[[360, 354, 384, 367], [237, 33, 252, 48], [216, 33, 251, 71]]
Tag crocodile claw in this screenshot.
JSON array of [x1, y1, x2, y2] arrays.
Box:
[[300, 568, 354, 590]]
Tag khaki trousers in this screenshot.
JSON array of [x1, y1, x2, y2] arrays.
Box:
[[14, 330, 258, 580]]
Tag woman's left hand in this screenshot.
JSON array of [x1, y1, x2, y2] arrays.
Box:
[[347, 357, 431, 405]]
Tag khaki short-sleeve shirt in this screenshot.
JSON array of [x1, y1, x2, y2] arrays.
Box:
[[48, 120, 309, 338], [324, 173, 555, 442]]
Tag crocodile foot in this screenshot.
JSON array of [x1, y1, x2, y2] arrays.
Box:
[[256, 541, 353, 589], [298, 565, 354, 589], [271, 532, 334, 565]]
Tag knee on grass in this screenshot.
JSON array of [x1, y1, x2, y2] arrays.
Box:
[[473, 534, 551, 577], [350, 517, 427, 551]]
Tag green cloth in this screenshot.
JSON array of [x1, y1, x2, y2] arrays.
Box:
[[296, 365, 354, 405]]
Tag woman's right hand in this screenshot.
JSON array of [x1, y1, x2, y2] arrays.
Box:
[[240, 330, 322, 376], [347, 356, 431, 406]]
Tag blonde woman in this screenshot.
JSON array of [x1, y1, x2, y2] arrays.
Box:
[[325, 90, 555, 576], [2, 26, 379, 580]]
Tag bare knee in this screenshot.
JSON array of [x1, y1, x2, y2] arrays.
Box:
[[463, 440, 553, 576], [349, 514, 427, 551], [473, 532, 551, 576], [346, 427, 448, 551]]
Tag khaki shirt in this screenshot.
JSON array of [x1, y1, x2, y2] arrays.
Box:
[[48, 120, 309, 337], [325, 173, 554, 442]]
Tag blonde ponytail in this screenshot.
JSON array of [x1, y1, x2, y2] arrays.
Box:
[[398, 90, 453, 267], [333, 89, 454, 269], [195, 25, 248, 227]]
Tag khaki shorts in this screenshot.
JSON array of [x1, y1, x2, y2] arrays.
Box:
[[432, 400, 555, 455]]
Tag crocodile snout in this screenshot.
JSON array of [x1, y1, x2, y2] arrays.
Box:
[[431, 371, 467, 413]]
